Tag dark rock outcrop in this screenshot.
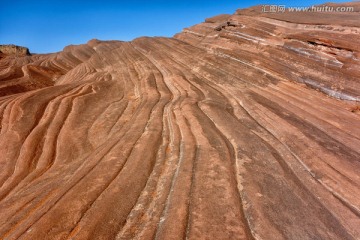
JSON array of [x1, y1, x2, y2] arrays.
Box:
[[0, 44, 31, 57]]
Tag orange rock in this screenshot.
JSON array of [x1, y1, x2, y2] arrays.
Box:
[[0, 2, 360, 239]]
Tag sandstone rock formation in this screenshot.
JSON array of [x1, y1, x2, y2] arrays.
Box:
[[0, 45, 31, 57], [0, 2, 360, 239]]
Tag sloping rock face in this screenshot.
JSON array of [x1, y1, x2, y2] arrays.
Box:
[[0, 3, 360, 239]]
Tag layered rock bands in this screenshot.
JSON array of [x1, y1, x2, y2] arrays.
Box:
[[0, 2, 360, 239]]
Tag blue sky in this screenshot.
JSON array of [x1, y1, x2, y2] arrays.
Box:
[[0, 0, 350, 53]]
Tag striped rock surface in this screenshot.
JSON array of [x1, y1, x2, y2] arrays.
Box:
[[0, 2, 360, 240]]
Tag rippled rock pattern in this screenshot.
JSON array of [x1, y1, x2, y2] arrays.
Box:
[[0, 3, 360, 240]]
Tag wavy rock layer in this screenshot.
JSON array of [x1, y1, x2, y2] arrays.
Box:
[[1, 3, 360, 240]]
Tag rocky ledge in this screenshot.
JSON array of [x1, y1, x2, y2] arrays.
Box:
[[0, 2, 359, 239], [0, 44, 31, 57]]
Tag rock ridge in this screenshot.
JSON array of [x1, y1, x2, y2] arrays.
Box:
[[0, 44, 31, 57]]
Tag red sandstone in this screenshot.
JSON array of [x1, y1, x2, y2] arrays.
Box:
[[0, 2, 360, 239]]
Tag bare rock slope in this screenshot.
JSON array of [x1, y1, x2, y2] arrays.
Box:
[[0, 3, 360, 239]]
